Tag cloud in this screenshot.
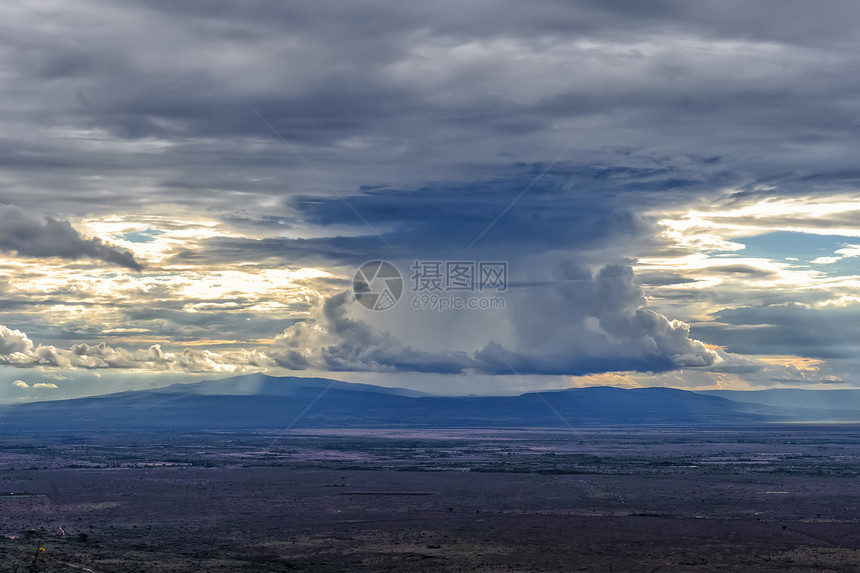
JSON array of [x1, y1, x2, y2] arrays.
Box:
[[11, 379, 58, 389], [812, 244, 860, 264], [694, 303, 860, 359], [0, 205, 142, 270], [272, 262, 719, 376], [0, 0, 859, 392], [1, 259, 724, 379], [272, 292, 474, 373], [176, 173, 664, 273], [0, 323, 272, 373], [3, 0, 860, 221], [470, 263, 719, 375], [0, 325, 34, 355]]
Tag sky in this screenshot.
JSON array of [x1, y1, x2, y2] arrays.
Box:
[[2, 0, 860, 402]]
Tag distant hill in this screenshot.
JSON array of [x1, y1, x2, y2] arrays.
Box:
[[0, 374, 858, 430], [155, 373, 431, 398], [698, 388, 860, 412]]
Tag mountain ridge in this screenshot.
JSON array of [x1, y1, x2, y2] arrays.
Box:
[[1, 374, 859, 430]]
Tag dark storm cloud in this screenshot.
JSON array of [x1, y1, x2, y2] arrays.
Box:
[[179, 171, 672, 267], [0, 205, 142, 270], [2, 0, 860, 216], [291, 174, 658, 251], [694, 304, 860, 359]]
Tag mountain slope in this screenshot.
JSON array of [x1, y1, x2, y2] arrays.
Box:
[[699, 389, 860, 412], [154, 373, 431, 397], [0, 375, 854, 430]]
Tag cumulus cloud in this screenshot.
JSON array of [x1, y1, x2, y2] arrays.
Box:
[[0, 324, 272, 373], [11, 378, 59, 389], [272, 262, 719, 376], [0, 205, 142, 270], [272, 292, 474, 373], [0, 325, 33, 355], [470, 263, 719, 375], [0, 261, 723, 378]]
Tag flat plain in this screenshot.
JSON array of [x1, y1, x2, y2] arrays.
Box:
[[2, 426, 860, 572]]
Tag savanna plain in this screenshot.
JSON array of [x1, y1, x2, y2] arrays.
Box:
[[2, 426, 860, 572]]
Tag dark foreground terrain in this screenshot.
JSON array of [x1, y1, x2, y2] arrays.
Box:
[[2, 426, 860, 571]]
